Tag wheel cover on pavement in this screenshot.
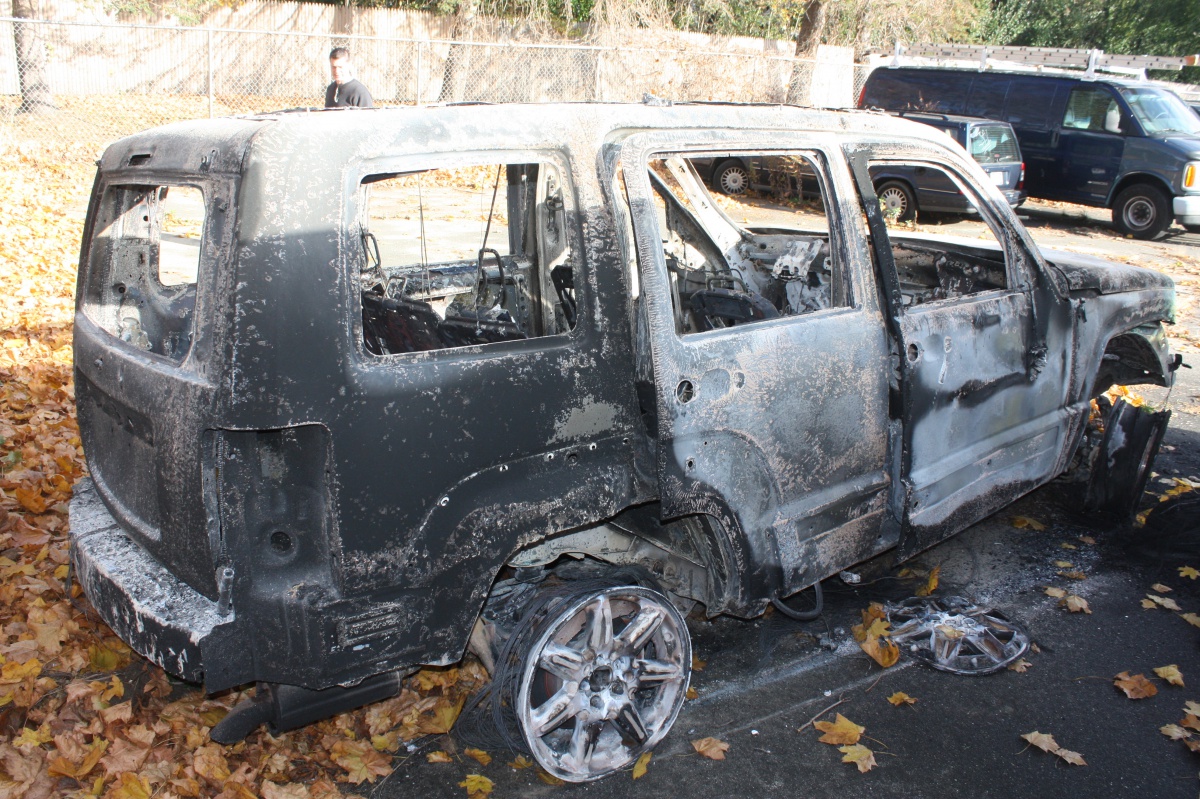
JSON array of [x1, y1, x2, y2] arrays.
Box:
[[516, 586, 691, 781]]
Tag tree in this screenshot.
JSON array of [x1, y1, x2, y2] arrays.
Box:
[[12, 0, 56, 114]]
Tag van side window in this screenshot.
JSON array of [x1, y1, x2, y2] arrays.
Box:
[[1064, 86, 1122, 133], [648, 154, 847, 335], [868, 161, 1009, 307], [1004, 79, 1061, 129], [357, 162, 576, 356]]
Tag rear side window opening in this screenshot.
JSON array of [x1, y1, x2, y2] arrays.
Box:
[[82, 184, 206, 363], [357, 161, 577, 357]]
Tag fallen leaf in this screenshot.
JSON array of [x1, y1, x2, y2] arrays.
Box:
[[459, 774, 493, 799], [1114, 671, 1158, 699], [1054, 560, 1074, 568], [1058, 571, 1087, 580], [860, 624, 900, 668], [1056, 748, 1087, 766], [814, 714, 865, 745], [691, 736, 730, 760], [1181, 613, 1200, 628], [1021, 731, 1060, 753], [1152, 583, 1173, 593], [1011, 516, 1047, 531], [262, 784, 310, 799], [508, 755, 534, 769], [464, 748, 491, 766], [1186, 701, 1200, 716], [887, 692, 916, 706], [1183, 714, 1200, 732], [426, 751, 453, 764], [915, 565, 940, 597], [1185, 739, 1200, 754], [1008, 658, 1033, 673], [686, 687, 698, 700], [1142, 599, 1160, 610], [838, 743, 877, 773], [537, 770, 565, 785], [330, 739, 392, 784], [1060, 595, 1091, 614], [1044, 587, 1067, 598], [1162, 724, 1191, 740], [632, 751, 651, 779], [1079, 535, 1096, 545], [1148, 594, 1183, 611], [1060, 542, 1077, 550], [107, 772, 153, 799], [692, 655, 706, 671], [1180, 566, 1200, 580], [1156, 665, 1185, 687]]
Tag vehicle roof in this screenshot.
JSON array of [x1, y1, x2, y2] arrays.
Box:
[[96, 102, 955, 176], [894, 110, 1015, 128], [869, 65, 1155, 89]]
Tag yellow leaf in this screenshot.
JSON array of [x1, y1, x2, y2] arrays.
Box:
[[419, 696, 465, 735], [1155, 665, 1185, 687], [686, 686, 698, 700], [1079, 535, 1096, 545], [107, 772, 152, 799], [88, 645, 122, 672], [1056, 748, 1087, 766], [1044, 587, 1067, 598], [1011, 516, 1047, 531], [1058, 571, 1087, 580], [508, 754, 534, 769], [1021, 731, 1060, 753], [861, 632, 900, 668], [1179, 566, 1200, 580], [193, 743, 231, 784], [887, 691, 916, 706], [1060, 542, 1077, 550], [691, 736, 730, 760], [330, 739, 392, 784], [1008, 658, 1033, 673], [632, 751, 651, 779], [1142, 599, 1159, 610], [426, 751, 453, 764], [838, 743, 877, 773], [464, 748, 491, 766], [915, 565, 940, 597], [1152, 583, 1173, 593], [1114, 671, 1158, 699], [1181, 613, 1200, 628], [12, 723, 51, 748], [1162, 723, 1191, 740], [459, 774, 494, 799], [0, 658, 41, 683], [537, 770, 565, 785], [814, 714, 865, 745], [692, 655, 707, 671], [1054, 560, 1074, 569]]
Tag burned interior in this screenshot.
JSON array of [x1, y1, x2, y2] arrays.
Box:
[[69, 104, 1178, 784]]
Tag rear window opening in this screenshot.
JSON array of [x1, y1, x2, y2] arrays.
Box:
[[358, 161, 577, 357], [82, 184, 206, 362]]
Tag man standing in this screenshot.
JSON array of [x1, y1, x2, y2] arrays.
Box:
[[325, 47, 374, 108]]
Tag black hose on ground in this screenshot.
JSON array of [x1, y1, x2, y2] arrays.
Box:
[[771, 580, 824, 621]]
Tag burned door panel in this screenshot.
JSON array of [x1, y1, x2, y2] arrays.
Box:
[[620, 135, 894, 603]]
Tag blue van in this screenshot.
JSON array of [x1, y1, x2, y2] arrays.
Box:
[[860, 67, 1200, 238]]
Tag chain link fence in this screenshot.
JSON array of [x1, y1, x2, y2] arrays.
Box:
[[0, 18, 872, 164]]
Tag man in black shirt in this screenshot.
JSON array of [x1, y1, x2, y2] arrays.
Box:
[[325, 47, 374, 108]]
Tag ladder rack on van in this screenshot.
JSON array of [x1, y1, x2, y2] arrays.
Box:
[[881, 42, 1199, 79]]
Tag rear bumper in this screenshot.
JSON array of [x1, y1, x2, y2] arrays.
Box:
[[69, 477, 235, 685]]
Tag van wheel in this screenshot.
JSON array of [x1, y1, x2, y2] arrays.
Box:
[[516, 585, 691, 782], [876, 180, 916, 222], [713, 160, 750, 195], [1113, 184, 1169, 240]]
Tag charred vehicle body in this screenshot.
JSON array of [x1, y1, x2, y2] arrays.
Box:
[[70, 103, 1178, 781]]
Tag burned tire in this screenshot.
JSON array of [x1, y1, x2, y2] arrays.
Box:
[[1084, 398, 1171, 521], [713, 160, 750, 195], [876, 180, 917, 222], [1112, 183, 1170, 240], [516, 585, 690, 782]]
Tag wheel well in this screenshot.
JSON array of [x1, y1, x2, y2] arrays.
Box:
[[1107, 175, 1172, 209], [1091, 331, 1170, 397]]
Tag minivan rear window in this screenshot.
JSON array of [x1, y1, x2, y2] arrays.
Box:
[[968, 125, 1020, 164]]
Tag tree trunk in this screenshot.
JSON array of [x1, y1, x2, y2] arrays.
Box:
[[12, 0, 56, 115], [438, 1, 478, 103], [785, 1, 825, 104]]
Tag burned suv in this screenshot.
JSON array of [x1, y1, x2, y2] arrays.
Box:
[[71, 103, 1177, 782]]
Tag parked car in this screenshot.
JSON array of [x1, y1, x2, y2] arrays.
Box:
[[693, 112, 1025, 222], [71, 102, 1177, 783], [859, 66, 1200, 238]]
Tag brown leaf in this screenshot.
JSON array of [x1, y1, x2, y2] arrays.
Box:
[[1181, 613, 1200, 628], [1021, 731, 1060, 753], [330, 739, 393, 784], [632, 751, 651, 779], [1155, 665, 1185, 687], [1008, 658, 1033, 673], [507, 755, 534, 769], [1054, 560, 1074, 568], [1183, 714, 1200, 732], [686, 686, 699, 700], [1162, 724, 1191, 740], [1079, 535, 1096, 545], [1152, 583, 1173, 593], [107, 772, 153, 799], [814, 714, 865, 745], [537, 769, 565, 785], [426, 751, 453, 764], [915, 565, 941, 597], [692, 655, 707, 671], [1147, 594, 1183, 611], [98, 738, 150, 777], [887, 691, 916, 706], [1060, 542, 1078, 550], [1142, 598, 1160, 610], [1044, 587, 1067, 598], [1186, 701, 1200, 717], [838, 743, 877, 773], [691, 736, 730, 760], [464, 748, 491, 766], [1114, 671, 1158, 699], [1011, 516, 1047, 531], [459, 774, 494, 799], [1060, 595, 1091, 614], [1056, 748, 1087, 766], [262, 784, 310, 799], [1058, 571, 1087, 581], [193, 743, 232, 784]]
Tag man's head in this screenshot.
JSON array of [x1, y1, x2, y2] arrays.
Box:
[[329, 47, 353, 85]]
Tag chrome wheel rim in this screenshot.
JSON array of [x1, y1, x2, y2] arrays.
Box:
[[718, 166, 749, 194], [516, 586, 691, 782], [879, 186, 910, 217]]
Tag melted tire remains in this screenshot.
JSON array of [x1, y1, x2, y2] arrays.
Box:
[[516, 585, 691, 781], [886, 596, 1029, 675]]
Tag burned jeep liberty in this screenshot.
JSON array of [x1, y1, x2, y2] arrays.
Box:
[[70, 103, 1178, 781]]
